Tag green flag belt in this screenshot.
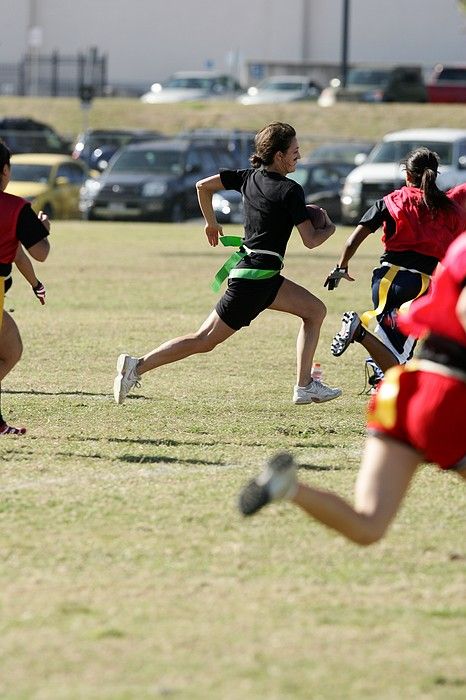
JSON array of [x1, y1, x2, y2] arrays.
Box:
[[211, 235, 284, 292]]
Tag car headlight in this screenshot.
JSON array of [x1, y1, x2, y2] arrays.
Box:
[[142, 182, 167, 197]]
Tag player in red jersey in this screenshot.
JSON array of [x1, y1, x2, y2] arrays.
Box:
[[0, 141, 50, 434], [238, 232, 466, 544], [326, 148, 466, 390]]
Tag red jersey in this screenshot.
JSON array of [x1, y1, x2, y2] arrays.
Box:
[[383, 186, 466, 260], [398, 231, 466, 347], [0, 191, 27, 264], [447, 182, 466, 209]]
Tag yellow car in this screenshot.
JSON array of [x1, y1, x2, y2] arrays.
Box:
[[6, 153, 90, 219]]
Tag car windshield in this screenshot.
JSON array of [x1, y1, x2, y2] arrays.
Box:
[[260, 79, 304, 91], [164, 77, 215, 89], [10, 163, 51, 183], [347, 69, 390, 87], [310, 144, 373, 163], [110, 149, 183, 174], [367, 140, 453, 165]]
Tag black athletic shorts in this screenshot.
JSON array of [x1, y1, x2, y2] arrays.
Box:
[[215, 275, 285, 330]]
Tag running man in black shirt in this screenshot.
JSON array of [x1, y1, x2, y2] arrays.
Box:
[[0, 141, 50, 434], [114, 123, 341, 405]]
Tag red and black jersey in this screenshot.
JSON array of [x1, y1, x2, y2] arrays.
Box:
[[383, 186, 466, 261], [0, 191, 49, 275], [398, 231, 466, 348]]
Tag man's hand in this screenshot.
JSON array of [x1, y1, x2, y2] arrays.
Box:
[[205, 223, 223, 247], [32, 281, 46, 305], [324, 266, 352, 290]]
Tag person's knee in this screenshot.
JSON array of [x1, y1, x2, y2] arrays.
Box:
[[351, 515, 387, 546], [303, 299, 326, 326]]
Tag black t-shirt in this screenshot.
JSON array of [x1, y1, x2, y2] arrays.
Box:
[[359, 199, 438, 275], [220, 168, 308, 269], [0, 203, 49, 277]]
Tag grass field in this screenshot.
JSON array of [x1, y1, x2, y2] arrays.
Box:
[[0, 220, 464, 699]]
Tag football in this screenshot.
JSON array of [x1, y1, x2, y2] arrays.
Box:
[[306, 204, 327, 229]]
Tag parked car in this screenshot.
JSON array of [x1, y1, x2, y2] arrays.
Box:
[[177, 129, 256, 168], [213, 160, 354, 224], [140, 71, 242, 103], [288, 161, 357, 222], [6, 153, 89, 219], [307, 140, 375, 166], [426, 64, 466, 103], [72, 128, 164, 171], [318, 65, 427, 105], [237, 75, 321, 105], [80, 139, 237, 221], [340, 128, 466, 224], [0, 117, 70, 154]]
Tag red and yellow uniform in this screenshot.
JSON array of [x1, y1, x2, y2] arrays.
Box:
[[367, 232, 466, 470]]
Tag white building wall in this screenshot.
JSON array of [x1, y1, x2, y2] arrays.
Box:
[[1, 0, 466, 88]]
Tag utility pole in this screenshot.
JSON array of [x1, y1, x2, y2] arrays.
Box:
[[341, 0, 350, 87]]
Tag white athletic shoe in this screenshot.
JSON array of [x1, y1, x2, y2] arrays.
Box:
[[238, 452, 298, 516], [113, 354, 141, 404], [331, 311, 362, 357], [293, 379, 342, 404]]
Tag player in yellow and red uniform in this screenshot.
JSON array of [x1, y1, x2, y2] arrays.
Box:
[[238, 232, 466, 543]]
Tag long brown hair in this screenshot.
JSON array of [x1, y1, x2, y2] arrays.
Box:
[[250, 122, 296, 168]]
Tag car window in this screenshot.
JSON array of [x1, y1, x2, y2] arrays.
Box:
[[198, 149, 219, 172], [260, 79, 305, 91], [368, 140, 453, 165], [111, 149, 183, 174], [56, 163, 86, 184], [186, 148, 202, 172], [347, 69, 390, 87], [10, 163, 51, 183]]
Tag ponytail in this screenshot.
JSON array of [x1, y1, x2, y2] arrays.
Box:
[[404, 147, 451, 212]]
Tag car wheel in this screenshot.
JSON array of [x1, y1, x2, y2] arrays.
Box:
[[169, 200, 185, 223]]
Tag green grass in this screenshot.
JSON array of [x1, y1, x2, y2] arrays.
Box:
[[0, 221, 464, 699]]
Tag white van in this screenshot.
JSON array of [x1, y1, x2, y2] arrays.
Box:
[[341, 128, 466, 224]]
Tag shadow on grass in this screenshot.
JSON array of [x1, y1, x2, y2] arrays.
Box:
[[298, 462, 345, 471], [118, 454, 224, 466], [3, 389, 149, 401]]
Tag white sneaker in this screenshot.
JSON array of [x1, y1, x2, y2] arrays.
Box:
[[331, 311, 362, 357], [113, 354, 141, 404], [293, 379, 342, 404], [238, 452, 298, 516]]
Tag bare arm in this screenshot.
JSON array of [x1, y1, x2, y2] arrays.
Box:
[[196, 174, 224, 247], [14, 243, 40, 286], [296, 210, 336, 250], [27, 210, 51, 262]]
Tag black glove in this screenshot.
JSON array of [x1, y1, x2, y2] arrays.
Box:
[[32, 281, 46, 305], [324, 266, 347, 291]]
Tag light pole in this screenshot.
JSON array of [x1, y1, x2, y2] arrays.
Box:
[[341, 0, 350, 87]]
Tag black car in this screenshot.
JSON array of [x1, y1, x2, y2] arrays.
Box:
[[72, 128, 164, 172], [81, 139, 236, 221], [0, 117, 70, 154], [177, 128, 256, 168], [287, 161, 357, 221], [213, 160, 355, 224]]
